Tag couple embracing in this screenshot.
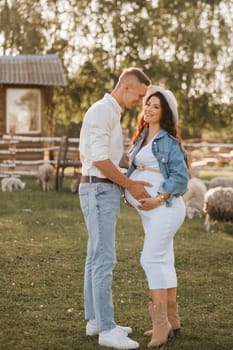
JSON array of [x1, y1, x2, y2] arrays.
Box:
[[78, 67, 189, 349]]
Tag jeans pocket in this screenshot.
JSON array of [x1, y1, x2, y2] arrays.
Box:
[[79, 185, 89, 217]]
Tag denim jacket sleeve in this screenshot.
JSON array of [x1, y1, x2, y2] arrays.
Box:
[[152, 133, 189, 205]]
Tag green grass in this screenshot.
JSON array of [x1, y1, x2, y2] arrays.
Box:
[[0, 178, 233, 350]]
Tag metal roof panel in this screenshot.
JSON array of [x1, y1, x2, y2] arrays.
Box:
[[0, 54, 67, 86]]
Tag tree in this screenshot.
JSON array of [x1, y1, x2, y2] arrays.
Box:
[[1, 0, 232, 139], [64, 0, 233, 138], [0, 0, 47, 54]]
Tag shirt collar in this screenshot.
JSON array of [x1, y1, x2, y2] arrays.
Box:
[[104, 93, 122, 116]]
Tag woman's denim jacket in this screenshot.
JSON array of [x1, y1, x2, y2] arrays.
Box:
[[127, 129, 189, 207]]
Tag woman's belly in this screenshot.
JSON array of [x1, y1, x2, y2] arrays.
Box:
[[125, 170, 164, 208]]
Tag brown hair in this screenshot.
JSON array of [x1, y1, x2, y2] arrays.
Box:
[[118, 67, 151, 86], [132, 91, 179, 144], [131, 92, 192, 176]]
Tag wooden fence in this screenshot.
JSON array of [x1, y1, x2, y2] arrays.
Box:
[[0, 134, 232, 177], [0, 135, 80, 177], [184, 142, 233, 175]]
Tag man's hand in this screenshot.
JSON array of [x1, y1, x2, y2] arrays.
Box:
[[126, 180, 152, 201], [93, 159, 152, 200]]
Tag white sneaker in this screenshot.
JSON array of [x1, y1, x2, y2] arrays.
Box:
[[98, 327, 139, 349], [86, 321, 132, 336]]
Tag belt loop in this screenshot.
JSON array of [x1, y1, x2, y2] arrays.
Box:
[[90, 175, 92, 183]]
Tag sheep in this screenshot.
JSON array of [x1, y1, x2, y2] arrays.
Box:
[[203, 186, 233, 231], [183, 177, 207, 219], [70, 174, 81, 193], [1, 176, 26, 192], [208, 176, 233, 189], [37, 163, 54, 191]]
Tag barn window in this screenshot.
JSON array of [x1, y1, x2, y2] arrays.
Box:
[[6, 88, 41, 134]]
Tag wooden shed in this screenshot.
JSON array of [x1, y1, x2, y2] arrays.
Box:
[[0, 54, 66, 163], [0, 54, 66, 137]]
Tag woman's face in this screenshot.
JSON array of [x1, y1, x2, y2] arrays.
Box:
[[143, 95, 162, 125]]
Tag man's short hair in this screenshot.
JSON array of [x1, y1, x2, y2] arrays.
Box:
[[119, 67, 151, 86]]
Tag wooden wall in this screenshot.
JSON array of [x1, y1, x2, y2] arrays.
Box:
[[0, 85, 54, 161], [0, 85, 55, 136], [0, 86, 6, 137]]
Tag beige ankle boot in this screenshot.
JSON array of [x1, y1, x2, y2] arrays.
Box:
[[167, 301, 180, 334], [144, 302, 153, 336], [148, 302, 173, 348], [144, 301, 181, 337]]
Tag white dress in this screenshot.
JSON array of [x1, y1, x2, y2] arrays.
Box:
[[125, 140, 185, 289]]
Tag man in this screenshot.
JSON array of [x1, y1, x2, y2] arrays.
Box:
[[79, 67, 151, 350]]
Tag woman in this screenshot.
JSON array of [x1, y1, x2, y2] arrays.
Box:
[[124, 85, 189, 348]]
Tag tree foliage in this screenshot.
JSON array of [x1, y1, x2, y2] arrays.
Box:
[[0, 0, 232, 138]]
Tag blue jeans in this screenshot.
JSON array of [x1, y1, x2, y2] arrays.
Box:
[[79, 182, 121, 331]]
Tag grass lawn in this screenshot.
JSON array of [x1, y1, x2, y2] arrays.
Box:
[[0, 177, 232, 350]]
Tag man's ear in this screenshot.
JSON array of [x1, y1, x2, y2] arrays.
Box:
[[124, 83, 131, 92]]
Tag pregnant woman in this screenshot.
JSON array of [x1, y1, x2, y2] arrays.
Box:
[[124, 85, 190, 348]]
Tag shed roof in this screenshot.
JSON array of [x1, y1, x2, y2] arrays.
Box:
[[0, 54, 67, 86]]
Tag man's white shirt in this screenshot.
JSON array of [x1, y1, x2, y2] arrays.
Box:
[[79, 93, 124, 178]]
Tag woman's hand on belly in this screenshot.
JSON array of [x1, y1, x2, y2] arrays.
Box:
[[138, 197, 163, 211]]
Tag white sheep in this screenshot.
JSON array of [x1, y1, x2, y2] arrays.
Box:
[[203, 186, 233, 231], [183, 177, 207, 219], [208, 176, 233, 189], [37, 163, 54, 191], [70, 174, 81, 193], [1, 176, 26, 192]]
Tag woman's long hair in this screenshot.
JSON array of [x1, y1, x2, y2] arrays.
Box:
[[131, 92, 192, 176], [132, 92, 179, 144]]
